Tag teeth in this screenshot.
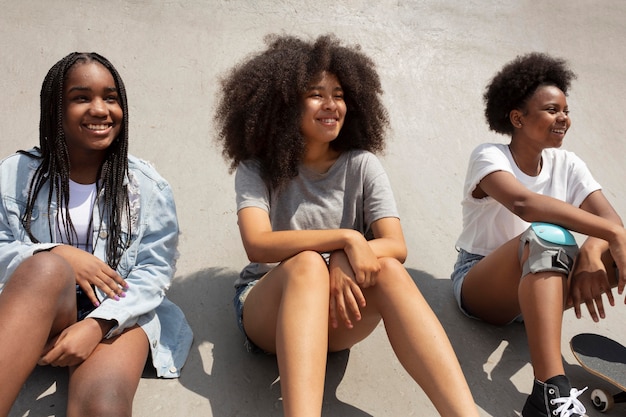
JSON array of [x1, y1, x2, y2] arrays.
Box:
[[320, 119, 336, 123], [86, 124, 109, 131]]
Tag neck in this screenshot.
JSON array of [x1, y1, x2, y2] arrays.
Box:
[[508, 143, 542, 176], [302, 144, 340, 174]]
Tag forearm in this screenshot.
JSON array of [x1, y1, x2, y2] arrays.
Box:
[[242, 228, 362, 263], [368, 236, 407, 263], [517, 195, 624, 244]]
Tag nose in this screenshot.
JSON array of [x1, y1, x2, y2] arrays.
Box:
[[323, 96, 338, 110], [556, 110, 569, 121], [89, 97, 108, 116]]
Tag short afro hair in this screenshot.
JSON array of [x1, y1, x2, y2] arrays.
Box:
[[484, 52, 576, 135]]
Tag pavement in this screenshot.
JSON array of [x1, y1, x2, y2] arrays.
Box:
[[2, 1, 626, 416]]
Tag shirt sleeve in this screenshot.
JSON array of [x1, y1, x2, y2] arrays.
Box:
[[88, 176, 180, 338]]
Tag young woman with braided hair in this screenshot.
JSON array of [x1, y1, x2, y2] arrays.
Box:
[[0, 52, 192, 416], [216, 34, 480, 417], [451, 52, 626, 417]]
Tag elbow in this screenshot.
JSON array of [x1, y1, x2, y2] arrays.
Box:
[[396, 245, 408, 264], [510, 199, 537, 223], [244, 247, 265, 263]]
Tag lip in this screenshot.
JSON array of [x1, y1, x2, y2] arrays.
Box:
[[551, 127, 567, 135], [317, 117, 340, 126], [83, 123, 114, 134]]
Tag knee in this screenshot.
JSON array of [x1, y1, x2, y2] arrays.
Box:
[[11, 251, 75, 296], [71, 387, 133, 417], [369, 257, 413, 290], [376, 257, 407, 280], [286, 250, 328, 277]]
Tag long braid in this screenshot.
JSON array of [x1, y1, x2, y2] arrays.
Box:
[[21, 52, 131, 269]]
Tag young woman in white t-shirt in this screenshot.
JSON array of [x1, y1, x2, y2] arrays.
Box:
[[216, 34, 480, 417], [452, 52, 626, 417]]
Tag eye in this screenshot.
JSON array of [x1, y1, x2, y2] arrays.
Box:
[[105, 95, 119, 103], [71, 95, 89, 103], [563, 109, 570, 115]]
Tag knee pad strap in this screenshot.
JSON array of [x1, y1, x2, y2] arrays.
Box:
[[518, 223, 579, 277]]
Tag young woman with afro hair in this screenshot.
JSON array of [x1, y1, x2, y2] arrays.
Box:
[[452, 52, 626, 417], [216, 34, 480, 417]]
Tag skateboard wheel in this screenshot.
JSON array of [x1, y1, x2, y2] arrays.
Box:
[[591, 388, 614, 412]]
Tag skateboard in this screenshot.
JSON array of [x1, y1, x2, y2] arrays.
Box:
[[570, 333, 626, 412]]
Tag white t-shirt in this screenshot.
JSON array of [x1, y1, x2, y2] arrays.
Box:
[[55, 180, 97, 252], [455, 143, 601, 256]]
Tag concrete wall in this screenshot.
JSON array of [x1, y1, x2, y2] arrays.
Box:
[[2, 1, 626, 416]]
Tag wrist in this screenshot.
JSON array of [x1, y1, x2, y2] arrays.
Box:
[[88, 318, 116, 338]]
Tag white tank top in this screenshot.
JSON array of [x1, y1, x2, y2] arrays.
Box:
[[56, 180, 97, 252]]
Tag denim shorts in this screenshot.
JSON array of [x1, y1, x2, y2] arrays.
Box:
[[450, 249, 484, 318], [76, 285, 96, 321], [451, 248, 524, 323], [233, 280, 266, 353]]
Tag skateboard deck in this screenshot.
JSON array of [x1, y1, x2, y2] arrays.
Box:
[[570, 333, 626, 412]]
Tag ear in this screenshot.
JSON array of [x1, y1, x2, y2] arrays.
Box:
[[509, 109, 524, 128]]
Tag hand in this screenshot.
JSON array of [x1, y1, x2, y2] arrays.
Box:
[[328, 251, 366, 329], [51, 245, 128, 306], [608, 228, 626, 298], [38, 319, 112, 367], [343, 231, 380, 288], [568, 247, 614, 321]]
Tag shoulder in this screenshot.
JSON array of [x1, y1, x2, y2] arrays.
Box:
[[542, 147, 583, 163], [0, 148, 40, 168], [344, 149, 383, 170], [0, 149, 41, 181], [470, 142, 507, 158], [127, 155, 170, 188]]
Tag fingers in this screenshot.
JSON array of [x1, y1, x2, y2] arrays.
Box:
[[91, 270, 128, 301], [330, 280, 366, 329]]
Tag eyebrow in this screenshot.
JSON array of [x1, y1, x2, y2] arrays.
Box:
[[67, 85, 118, 93], [306, 85, 343, 91]]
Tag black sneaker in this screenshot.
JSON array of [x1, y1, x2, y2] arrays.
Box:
[[522, 375, 587, 417]]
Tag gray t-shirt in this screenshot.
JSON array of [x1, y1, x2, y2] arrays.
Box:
[[235, 149, 399, 286]]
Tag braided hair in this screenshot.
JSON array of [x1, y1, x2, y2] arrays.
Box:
[[484, 52, 576, 136], [215, 34, 389, 189], [21, 52, 130, 269]]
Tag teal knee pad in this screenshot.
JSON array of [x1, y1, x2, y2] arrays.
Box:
[[518, 222, 579, 278]]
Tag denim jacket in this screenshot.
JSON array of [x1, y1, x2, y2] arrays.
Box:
[[0, 149, 193, 378]]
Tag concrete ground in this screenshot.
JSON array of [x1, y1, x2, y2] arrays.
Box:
[[2, 1, 626, 416]]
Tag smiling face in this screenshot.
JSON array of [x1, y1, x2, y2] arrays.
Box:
[[62, 61, 123, 161], [300, 72, 347, 147], [514, 84, 571, 149]]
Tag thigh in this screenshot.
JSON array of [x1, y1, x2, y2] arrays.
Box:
[[242, 251, 330, 353], [67, 325, 149, 417], [462, 237, 524, 325]]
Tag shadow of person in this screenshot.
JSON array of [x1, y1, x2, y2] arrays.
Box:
[[9, 366, 68, 417], [169, 267, 372, 416], [407, 268, 529, 417]]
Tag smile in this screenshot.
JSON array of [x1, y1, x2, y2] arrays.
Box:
[[86, 123, 112, 131]]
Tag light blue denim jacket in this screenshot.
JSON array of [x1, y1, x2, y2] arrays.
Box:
[[0, 149, 193, 378]]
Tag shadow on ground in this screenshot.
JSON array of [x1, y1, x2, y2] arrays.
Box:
[[11, 267, 609, 417], [407, 268, 607, 417], [169, 267, 373, 417]]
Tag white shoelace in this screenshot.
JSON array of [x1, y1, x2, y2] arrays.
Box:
[[550, 387, 588, 417]]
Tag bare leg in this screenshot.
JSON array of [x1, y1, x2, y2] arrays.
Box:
[[67, 325, 149, 417], [330, 257, 479, 417], [242, 251, 331, 417], [519, 271, 567, 381], [0, 252, 76, 417], [462, 237, 569, 381]]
